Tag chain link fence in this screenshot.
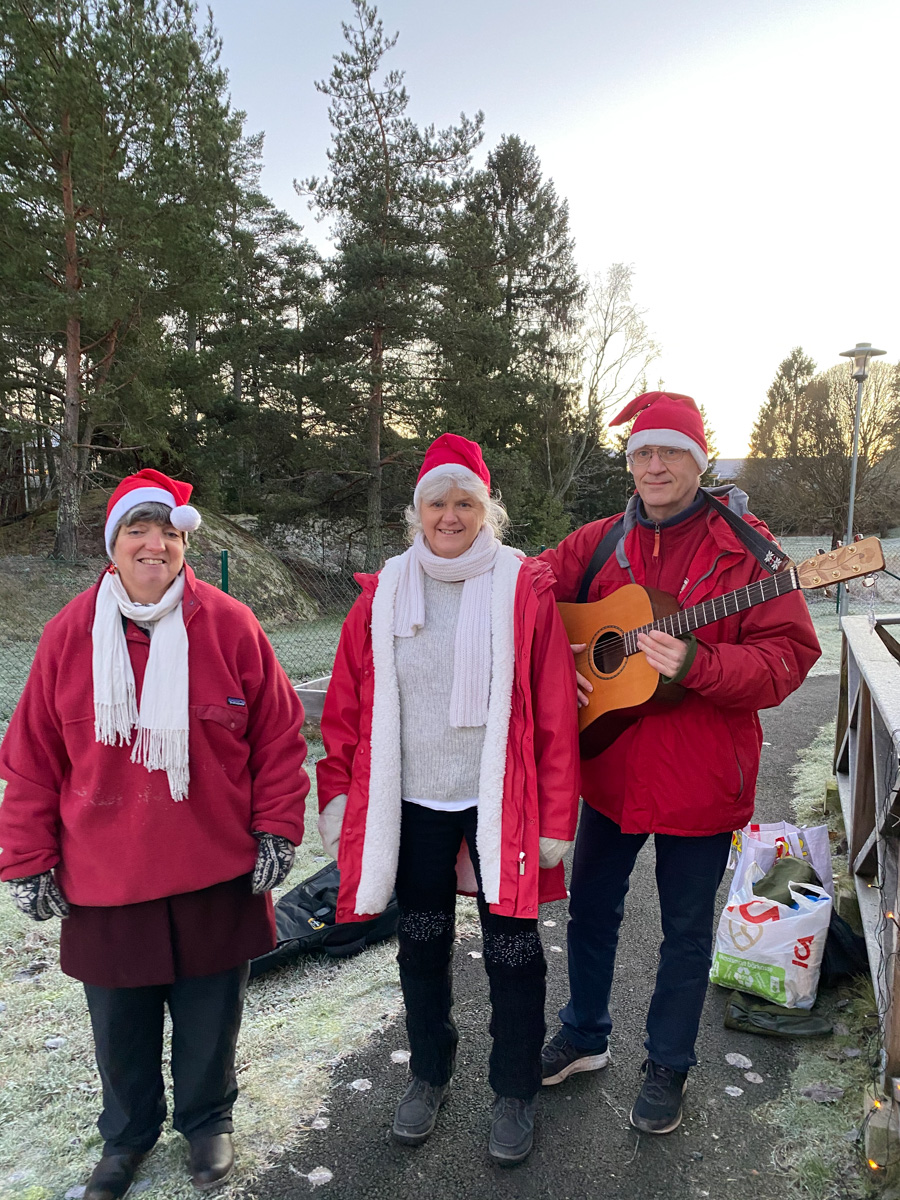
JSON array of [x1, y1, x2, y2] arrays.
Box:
[[2, 538, 900, 733]]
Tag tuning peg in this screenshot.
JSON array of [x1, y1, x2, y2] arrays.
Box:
[[862, 575, 877, 589], [817, 548, 826, 556]]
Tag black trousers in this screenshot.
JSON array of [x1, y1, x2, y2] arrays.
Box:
[[395, 801, 546, 1099], [84, 963, 250, 1154]]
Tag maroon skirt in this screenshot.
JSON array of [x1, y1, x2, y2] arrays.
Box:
[[59, 873, 276, 988]]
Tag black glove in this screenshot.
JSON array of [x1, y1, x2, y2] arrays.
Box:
[[251, 833, 295, 894], [8, 872, 70, 921]]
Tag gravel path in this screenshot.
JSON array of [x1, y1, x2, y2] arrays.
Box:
[[261, 673, 837, 1200]]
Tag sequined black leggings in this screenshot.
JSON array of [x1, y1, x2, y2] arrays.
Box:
[[394, 801, 546, 1099]]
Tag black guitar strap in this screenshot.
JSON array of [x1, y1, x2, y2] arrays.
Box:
[[576, 519, 624, 603], [698, 489, 789, 575], [575, 490, 788, 602]]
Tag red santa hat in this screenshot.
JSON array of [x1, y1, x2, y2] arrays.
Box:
[[104, 468, 202, 557], [414, 433, 491, 504], [610, 391, 708, 472]]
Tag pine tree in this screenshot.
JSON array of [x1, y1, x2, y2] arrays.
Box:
[[302, 0, 482, 568], [429, 136, 584, 542], [748, 347, 817, 458], [0, 0, 241, 556]]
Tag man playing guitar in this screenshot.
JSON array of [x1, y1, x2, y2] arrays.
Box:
[[538, 392, 820, 1133]]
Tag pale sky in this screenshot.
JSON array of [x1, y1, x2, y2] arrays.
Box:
[[208, 0, 899, 456]]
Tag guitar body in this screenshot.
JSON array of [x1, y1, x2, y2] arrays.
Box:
[[556, 537, 886, 761], [558, 585, 685, 759]]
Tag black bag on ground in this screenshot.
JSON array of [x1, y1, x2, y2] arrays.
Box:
[[819, 909, 869, 988], [249, 860, 399, 978]]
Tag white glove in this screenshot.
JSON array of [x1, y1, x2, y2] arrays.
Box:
[[318, 794, 348, 860], [539, 837, 574, 869]]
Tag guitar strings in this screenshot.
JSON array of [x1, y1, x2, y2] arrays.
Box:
[[590, 569, 800, 669]]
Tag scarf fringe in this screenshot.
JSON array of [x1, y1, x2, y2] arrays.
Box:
[[130, 727, 190, 801], [94, 693, 138, 747]]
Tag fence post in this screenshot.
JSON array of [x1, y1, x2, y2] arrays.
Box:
[[220, 549, 229, 594]]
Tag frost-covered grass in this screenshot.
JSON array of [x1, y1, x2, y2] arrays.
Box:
[[0, 743, 403, 1200], [266, 617, 346, 685], [0, 738, 482, 1200], [792, 720, 838, 830], [762, 977, 882, 1200]]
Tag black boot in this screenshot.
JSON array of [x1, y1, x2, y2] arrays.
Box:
[[489, 1095, 538, 1165], [188, 1133, 234, 1191], [84, 1150, 145, 1200], [392, 1077, 450, 1145]]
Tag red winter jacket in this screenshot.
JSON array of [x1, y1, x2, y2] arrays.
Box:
[[539, 489, 820, 836], [317, 555, 580, 923], [0, 566, 309, 906]]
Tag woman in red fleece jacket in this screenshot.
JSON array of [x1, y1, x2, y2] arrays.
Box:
[[0, 470, 309, 1200]]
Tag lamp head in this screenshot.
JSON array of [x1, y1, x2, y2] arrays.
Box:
[[840, 341, 886, 381]]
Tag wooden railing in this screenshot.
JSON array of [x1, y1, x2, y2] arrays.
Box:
[[835, 615, 900, 1086]]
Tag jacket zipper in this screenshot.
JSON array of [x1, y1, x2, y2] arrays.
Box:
[[518, 851, 526, 876], [652, 523, 660, 559]]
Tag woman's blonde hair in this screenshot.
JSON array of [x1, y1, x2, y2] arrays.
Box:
[[404, 467, 509, 543]]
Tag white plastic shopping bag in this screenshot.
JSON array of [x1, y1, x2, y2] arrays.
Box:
[[728, 820, 833, 901], [709, 875, 832, 1009]]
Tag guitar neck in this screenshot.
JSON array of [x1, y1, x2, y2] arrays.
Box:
[[623, 567, 801, 655]]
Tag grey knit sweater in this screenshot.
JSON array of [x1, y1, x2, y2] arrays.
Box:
[[394, 574, 487, 808]]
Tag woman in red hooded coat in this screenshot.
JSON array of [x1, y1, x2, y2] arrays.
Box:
[[317, 435, 579, 1165]]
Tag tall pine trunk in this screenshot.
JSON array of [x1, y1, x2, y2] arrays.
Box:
[[53, 116, 81, 561], [365, 323, 385, 570]]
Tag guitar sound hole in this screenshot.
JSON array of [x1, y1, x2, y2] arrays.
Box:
[[592, 630, 625, 676]]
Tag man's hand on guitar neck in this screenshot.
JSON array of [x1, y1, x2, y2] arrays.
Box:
[[637, 629, 689, 679], [570, 643, 593, 708]]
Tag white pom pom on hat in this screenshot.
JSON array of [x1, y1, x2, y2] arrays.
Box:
[[169, 505, 202, 532], [104, 468, 201, 558]]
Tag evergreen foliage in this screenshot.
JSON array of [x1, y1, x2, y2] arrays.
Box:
[[0, 0, 662, 561], [0, 0, 243, 555]]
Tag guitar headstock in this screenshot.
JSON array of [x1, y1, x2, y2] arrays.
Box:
[[796, 538, 885, 589]]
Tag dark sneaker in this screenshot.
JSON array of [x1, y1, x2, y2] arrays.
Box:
[[629, 1059, 688, 1134], [541, 1028, 610, 1086], [489, 1094, 538, 1165], [392, 1076, 449, 1145]]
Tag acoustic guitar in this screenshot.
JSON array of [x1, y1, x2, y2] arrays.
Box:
[[558, 538, 884, 759]]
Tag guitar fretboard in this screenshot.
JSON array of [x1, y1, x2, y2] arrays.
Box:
[[622, 567, 800, 656]]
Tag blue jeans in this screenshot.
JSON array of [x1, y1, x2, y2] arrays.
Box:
[[559, 805, 731, 1073]]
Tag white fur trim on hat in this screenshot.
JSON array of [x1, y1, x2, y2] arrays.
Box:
[[413, 463, 483, 506], [626, 428, 708, 473], [169, 505, 202, 533], [105, 486, 177, 557]]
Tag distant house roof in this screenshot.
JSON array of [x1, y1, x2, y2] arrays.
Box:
[[713, 458, 745, 481]]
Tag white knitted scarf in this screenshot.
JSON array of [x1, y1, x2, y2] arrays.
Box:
[[91, 570, 190, 801], [394, 527, 499, 727]]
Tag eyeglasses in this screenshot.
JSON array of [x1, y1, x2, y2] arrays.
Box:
[[628, 446, 688, 465]]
